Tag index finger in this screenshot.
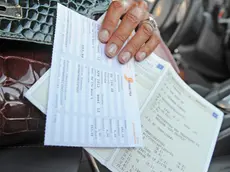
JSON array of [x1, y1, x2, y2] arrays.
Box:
[[98, 1, 131, 43]]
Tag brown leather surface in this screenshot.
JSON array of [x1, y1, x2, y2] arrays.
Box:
[[0, 40, 51, 146]]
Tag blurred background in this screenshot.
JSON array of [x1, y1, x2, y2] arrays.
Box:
[[1, 0, 230, 172], [147, 0, 230, 88]]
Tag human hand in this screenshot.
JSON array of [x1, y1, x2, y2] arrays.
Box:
[[98, 0, 160, 64]]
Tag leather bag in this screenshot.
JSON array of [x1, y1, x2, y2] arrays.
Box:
[[0, 0, 110, 44]]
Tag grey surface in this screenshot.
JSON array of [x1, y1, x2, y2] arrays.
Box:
[[0, 147, 82, 172], [221, 114, 230, 131], [208, 156, 230, 172], [214, 127, 230, 157]]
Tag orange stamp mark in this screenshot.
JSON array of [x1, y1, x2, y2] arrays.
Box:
[[124, 74, 133, 83]]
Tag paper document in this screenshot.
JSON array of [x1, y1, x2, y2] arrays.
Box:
[[25, 53, 223, 172], [25, 5, 224, 172], [86, 59, 223, 172], [43, 4, 142, 147]]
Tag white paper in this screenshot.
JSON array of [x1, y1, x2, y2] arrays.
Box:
[[25, 53, 223, 172], [25, 5, 224, 171], [43, 4, 142, 147], [87, 61, 223, 172]]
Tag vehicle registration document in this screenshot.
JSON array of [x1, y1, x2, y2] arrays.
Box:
[[25, 3, 224, 172], [44, 4, 142, 147]]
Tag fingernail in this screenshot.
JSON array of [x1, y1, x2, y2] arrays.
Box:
[[139, 1, 148, 9], [120, 52, 131, 63], [99, 29, 109, 42], [107, 43, 118, 56], [136, 52, 146, 61]]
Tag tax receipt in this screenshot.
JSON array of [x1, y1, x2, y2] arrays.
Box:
[[26, 53, 224, 172], [25, 4, 224, 172], [43, 4, 142, 147]]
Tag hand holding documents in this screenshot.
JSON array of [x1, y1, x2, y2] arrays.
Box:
[[25, 3, 224, 172]]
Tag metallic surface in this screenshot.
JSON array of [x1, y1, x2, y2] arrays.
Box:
[[142, 15, 158, 30], [0, 2, 22, 19]]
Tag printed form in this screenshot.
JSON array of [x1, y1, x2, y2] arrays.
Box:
[[26, 54, 223, 172], [86, 56, 224, 172], [26, 53, 223, 172], [44, 4, 142, 147], [25, 4, 224, 172]]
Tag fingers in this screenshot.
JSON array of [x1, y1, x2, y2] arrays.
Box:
[[135, 32, 161, 61], [105, 2, 147, 57], [118, 21, 153, 63], [99, 0, 160, 63], [98, 1, 126, 43]]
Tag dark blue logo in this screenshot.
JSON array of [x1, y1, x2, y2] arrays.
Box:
[[212, 112, 218, 119], [157, 64, 164, 70]]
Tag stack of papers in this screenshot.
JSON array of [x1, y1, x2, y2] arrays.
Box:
[[25, 3, 224, 172]]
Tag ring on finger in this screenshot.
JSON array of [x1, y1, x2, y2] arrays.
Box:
[[140, 15, 158, 32]]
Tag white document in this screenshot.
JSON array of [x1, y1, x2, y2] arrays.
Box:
[[86, 59, 223, 172], [43, 4, 142, 147], [25, 5, 224, 172], [25, 53, 223, 172]]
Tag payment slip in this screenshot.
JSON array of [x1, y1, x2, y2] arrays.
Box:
[[44, 4, 142, 147]]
